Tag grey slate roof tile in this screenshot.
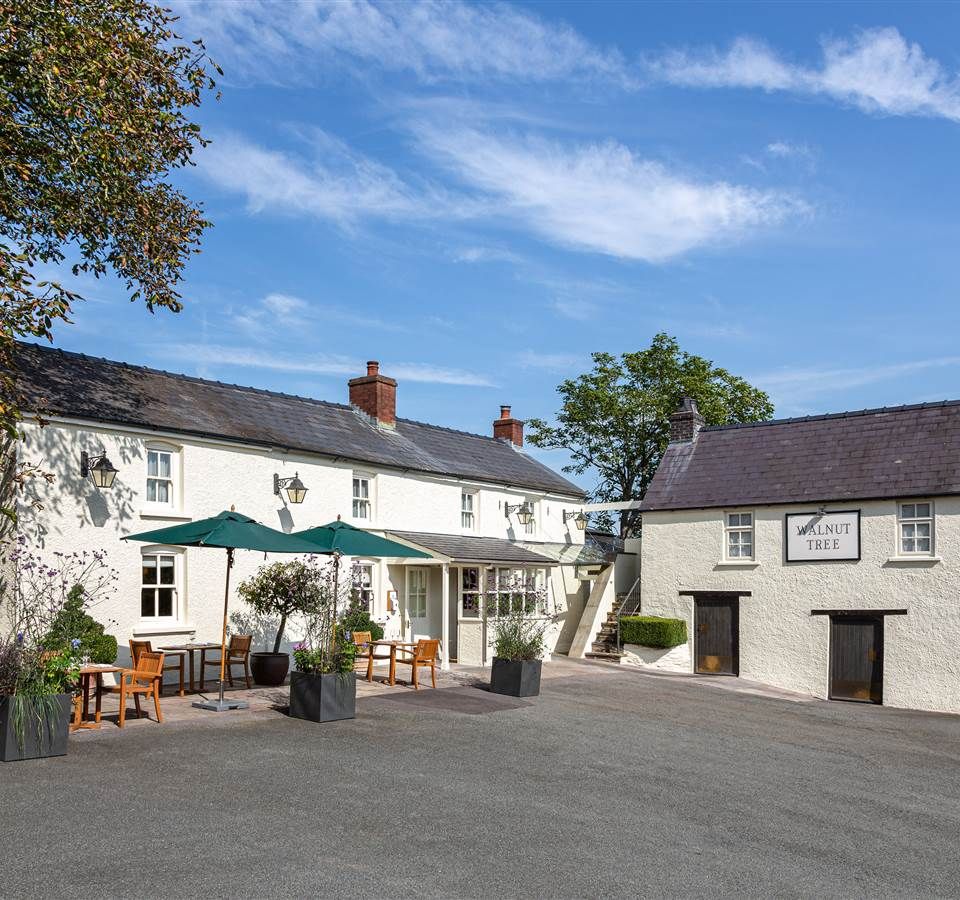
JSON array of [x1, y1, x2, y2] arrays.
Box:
[[641, 400, 960, 511], [15, 342, 584, 498], [388, 531, 557, 565]]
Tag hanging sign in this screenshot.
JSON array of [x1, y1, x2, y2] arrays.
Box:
[[785, 510, 860, 562]]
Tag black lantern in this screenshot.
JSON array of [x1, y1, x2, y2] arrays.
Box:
[[274, 472, 308, 504], [564, 510, 589, 531], [505, 500, 534, 526], [80, 450, 118, 489]]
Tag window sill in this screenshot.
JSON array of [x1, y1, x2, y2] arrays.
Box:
[[714, 560, 761, 568], [132, 622, 196, 636], [139, 509, 191, 522], [884, 556, 941, 566]]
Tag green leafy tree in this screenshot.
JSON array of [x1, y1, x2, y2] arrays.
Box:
[[0, 0, 218, 511], [527, 334, 774, 537], [43, 583, 118, 664]]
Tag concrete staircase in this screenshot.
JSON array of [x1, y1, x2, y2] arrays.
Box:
[[584, 594, 625, 663]]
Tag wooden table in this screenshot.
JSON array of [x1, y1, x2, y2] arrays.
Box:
[[73, 664, 124, 731], [159, 643, 221, 694], [368, 640, 416, 686]]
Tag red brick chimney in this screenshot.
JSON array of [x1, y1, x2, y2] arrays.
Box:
[[493, 404, 524, 447], [349, 361, 397, 428]]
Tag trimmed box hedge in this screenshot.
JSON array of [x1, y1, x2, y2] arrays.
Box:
[[620, 615, 687, 649]]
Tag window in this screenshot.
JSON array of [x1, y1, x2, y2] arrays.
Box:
[[352, 475, 371, 520], [407, 568, 428, 618], [461, 567, 480, 618], [725, 512, 754, 560], [141, 552, 177, 619], [484, 567, 546, 617], [147, 449, 173, 505], [899, 502, 933, 555], [461, 491, 476, 530], [357, 564, 375, 610]]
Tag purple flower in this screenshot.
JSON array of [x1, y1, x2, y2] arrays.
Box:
[[16, 632, 23, 645], [71, 638, 81, 649]]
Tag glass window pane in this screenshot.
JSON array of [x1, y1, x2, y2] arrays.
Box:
[[159, 557, 175, 584], [902, 524, 915, 539], [729, 544, 740, 558], [917, 523, 931, 537], [142, 556, 157, 585], [463, 568, 479, 591], [902, 537, 915, 552], [156, 481, 169, 504], [147, 480, 157, 502], [901, 504, 915, 519], [157, 588, 173, 618], [916, 503, 930, 518], [157, 453, 171, 478], [917, 538, 931, 552], [141, 588, 154, 617], [741, 513, 752, 525], [147, 451, 158, 477]]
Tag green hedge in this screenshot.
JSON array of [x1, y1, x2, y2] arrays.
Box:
[[620, 615, 687, 649]]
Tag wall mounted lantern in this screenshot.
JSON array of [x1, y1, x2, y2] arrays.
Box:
[[504, 500, 534, 526], [563, 510, 589, 531], [79, 450, 118, 489], [274, 472, 308, 504]]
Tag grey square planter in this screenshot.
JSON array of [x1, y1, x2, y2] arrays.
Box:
[[289, 671, 356, 723], [490, 658, 542, 697], [0, 694, 72, 762]]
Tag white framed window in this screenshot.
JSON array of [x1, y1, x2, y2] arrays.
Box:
[[406, 568, 428, 618], [461, 491, 476, 530], [147, 448, 174, 506], [725, 512, 754, 560], [140, 551, 179, 620], [484, 567, 546, 617], [352, 474, 372, 521], [357, 563, 375, 610], [898, 502, 934, 555], [460, 567, 480, 618]]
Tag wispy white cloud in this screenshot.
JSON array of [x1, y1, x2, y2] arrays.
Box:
[[173, 0, 631, 87], [415, 126, 806, 262], [452, 245, 523, 264], [516, 350, 584, 373], [550, 298, 597, 321], [649, 28, 960, 123], [755, 356, 960, 409], [157, 343, 494, 386]]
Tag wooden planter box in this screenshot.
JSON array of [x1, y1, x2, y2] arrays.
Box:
[[489, 658, 542, 698], [0, 694, 72, 762], [288, 671, 356, 723]]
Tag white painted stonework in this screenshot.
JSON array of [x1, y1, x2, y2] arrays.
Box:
[[17, 418, 591, 671], [640, 500, 960, 714], [621, 642, 690, 672]]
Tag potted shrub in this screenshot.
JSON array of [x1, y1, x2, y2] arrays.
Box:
[[288, 555, 359, 723], [487, 573, 556, 698], [0, 540, 115, 761], [236, 559, 325, 686]]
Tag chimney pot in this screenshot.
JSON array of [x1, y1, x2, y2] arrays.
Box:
[[367, 360, 379, 376], [500, 405, 511, 419]]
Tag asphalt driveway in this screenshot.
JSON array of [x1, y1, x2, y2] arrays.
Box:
[[2, 660, 960, 899]]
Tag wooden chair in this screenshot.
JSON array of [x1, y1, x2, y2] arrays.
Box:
[[99, 651, 165, 727], [130, 639, 185, 697], [393, 638, 440, 690], [199, 635, 252, 691], [350, 630, 372, 676]]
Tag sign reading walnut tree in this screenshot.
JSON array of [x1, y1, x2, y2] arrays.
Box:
[[785, 510, 861, 562]]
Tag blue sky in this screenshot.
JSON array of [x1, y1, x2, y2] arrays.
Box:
[[45, 0, 960, 487]]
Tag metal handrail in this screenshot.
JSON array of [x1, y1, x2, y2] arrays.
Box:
[[615, 576, 641, 651]]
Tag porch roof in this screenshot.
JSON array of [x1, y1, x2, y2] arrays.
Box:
[[514, 541, 611, 566], [386, 531, 557, 566]]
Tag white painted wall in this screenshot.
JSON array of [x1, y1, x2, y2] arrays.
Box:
[[640, 500, 960, 714], [17, 418, 586, 670]]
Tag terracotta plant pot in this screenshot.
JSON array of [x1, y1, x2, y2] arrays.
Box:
[[250, 652, 290, 687]]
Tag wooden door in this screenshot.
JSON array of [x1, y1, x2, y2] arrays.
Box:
[[694, 595, 739, 675], [830, 616, 883, 703]]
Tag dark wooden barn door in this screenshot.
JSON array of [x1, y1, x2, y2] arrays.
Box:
[[830, 616, 883, 703], [694, 595, 739, 675]]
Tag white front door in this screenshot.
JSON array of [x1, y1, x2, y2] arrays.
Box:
[[406, 568, 430, 640]]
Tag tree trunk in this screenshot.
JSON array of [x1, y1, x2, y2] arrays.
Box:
[[273, 613, 288, 655]]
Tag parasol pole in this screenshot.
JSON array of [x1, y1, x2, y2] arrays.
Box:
[[217, 547, 234, 705], [330, 550, 340, 656]]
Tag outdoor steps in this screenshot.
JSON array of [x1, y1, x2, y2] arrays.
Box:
[[584, 598, 626, 663]]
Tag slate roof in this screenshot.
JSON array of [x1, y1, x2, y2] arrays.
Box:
[[641, 401, 960, 512], [388, 531, 557, 565], [14, 342, 585, 498]]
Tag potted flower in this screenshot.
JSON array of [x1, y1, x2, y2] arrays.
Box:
[[236, 559, 325, 686], [487, 573, 555, 698], [0, 540, 115, 761], [288, 554, 359, 723]]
